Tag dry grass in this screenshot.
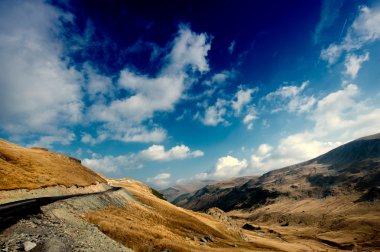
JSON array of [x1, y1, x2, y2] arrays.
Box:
[[230, 195, 380, 250], [85, 179, 275, 252], [0, 139, 105, 190]]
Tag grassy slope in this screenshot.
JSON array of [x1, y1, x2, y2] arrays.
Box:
[[0, 139, 105, 190], [231, 195, 380, 250], [85, 179, 345, 252]]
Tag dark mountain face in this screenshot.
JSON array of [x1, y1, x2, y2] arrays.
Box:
[[173, 133, 380, 212], [312, 133, 380, 168]]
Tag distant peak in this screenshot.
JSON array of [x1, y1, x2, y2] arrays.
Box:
[[356, 133, 380, 141]]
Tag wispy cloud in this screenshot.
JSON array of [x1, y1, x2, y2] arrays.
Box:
[[87, 25, 211, 143], [344, 52, 369, 79], [321, 5, 380, 64], [228, 40, 236, 54], [313, 0, 344, 44], [250, 83, 380, 173], [262, 81, 315, 113]]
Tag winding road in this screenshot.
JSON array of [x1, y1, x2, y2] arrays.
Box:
[[0, 187, 122, 231]]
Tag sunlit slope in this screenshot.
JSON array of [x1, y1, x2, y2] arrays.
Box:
[[85, 178, 277, 252], [0, 139, 105, 190]]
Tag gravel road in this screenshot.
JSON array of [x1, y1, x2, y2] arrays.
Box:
[[0, 188, 134, 252]]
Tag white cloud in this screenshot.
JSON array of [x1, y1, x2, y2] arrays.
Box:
[[139, 144, 204, 162], [147, 173, 171, 188], [27, 132, 76, 149], [191, 155, 248, 180], [263, 81, 315, 113], [203, 70, 236, 86], [250, 133, 339, 173], [243, 107, 258, 130], [85, 65, 114, 103], [250, 83, 380, 173], [321, 5, 380, 64], [213, 155, 248, 178], [232, 88, 257, 115], [87, 25, 211, 143], [0, 0, 83, 144], [257, 144, 273, 156], [202, 99, 229, 126], [199, 87, 257, 127], [228, 40, 236, 54], [165, 25, 210, 74], [344, 52, 369, 79], [82, 153, 142, 175], [81, 132, 108, 145]]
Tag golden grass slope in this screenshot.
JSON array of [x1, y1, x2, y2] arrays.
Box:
[[85, 179, 346, 252], [0, 139, 105, 190], [85, 179, 280, 252], [230, 195, 380, 250]]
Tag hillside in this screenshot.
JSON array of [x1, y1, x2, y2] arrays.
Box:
[[2, 139, 342, 251], [171, 133, 380, 250], [161, 179, 216, 202], [0, 139, 105, 190]]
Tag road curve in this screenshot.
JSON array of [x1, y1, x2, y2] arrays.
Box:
[[0, 187, 122, 231]]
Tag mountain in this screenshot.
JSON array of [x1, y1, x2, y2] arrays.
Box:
[[161, 179, 216, 202], [3, 139, 332, 251], [172, 133, 380, 250], [0, 139, 110, 205]]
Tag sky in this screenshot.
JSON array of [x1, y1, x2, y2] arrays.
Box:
[[1, 0, 380, 189]]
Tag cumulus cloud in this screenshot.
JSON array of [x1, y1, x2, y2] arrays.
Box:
[[201, 99, 229, 126], [87, 25, 211, 143], [321, 5, 380, 64], [200, 87, 256, 127], [213, 155, 248, 178], [1, 2, 212, 147], [147, 173, 171, 188], [139, 144, 204, 162], [232, 88, 257, 115], [191, 155, 248, 180], [243, 107, 258, 130], [263, 81, 315, 113], [82, 153, 142, 175], [0, 0, 83, 145], [344, 53, 369, 79], [250, 83, 380, 173]]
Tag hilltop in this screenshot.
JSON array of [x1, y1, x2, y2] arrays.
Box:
[[0, 139, 105, 190]]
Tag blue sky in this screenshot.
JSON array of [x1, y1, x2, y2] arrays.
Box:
[[1, 0, 380, 188]]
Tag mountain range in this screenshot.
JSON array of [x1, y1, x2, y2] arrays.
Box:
[[0, 134, 379, 251], [162, 133, 380, 250]]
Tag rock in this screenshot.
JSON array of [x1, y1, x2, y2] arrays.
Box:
[[42, 238, 67, 252], [23, 241, 37, 251], [204, 235, 214, 242], [242, 223, 260, 231]]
